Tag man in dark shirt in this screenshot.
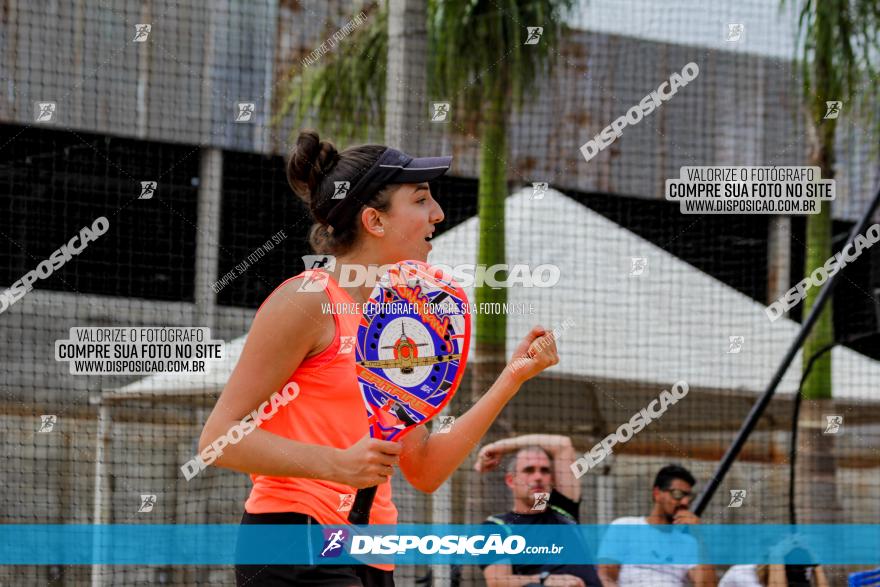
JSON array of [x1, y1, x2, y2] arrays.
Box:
[[476, 434, 601, 587]]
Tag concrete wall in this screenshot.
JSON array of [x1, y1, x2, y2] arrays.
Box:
[[0, 289, 254, 405]]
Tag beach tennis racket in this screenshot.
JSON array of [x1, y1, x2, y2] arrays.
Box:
[[348, 260, 471, 524]]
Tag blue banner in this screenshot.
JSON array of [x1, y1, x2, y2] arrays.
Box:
[[0, 524, 878, 565]]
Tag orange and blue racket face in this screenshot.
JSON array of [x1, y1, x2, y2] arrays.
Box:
[[354, 260, 470, 441]]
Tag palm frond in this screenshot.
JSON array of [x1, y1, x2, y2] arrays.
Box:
[[276, 0, 578, 144], [274, 4, 388, 146], [785, 0, 880, 123], [428, 0, 578, 116]]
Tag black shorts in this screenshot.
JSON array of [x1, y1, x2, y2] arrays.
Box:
[[234, 512, 395, 587]]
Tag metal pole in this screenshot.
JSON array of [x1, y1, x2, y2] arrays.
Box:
[[194, 148, 223, 330], [694, 183, 880, 515], [90, 399, 109, 587]]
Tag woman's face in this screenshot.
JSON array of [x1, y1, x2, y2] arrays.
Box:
[[378, 182, 445, 262]]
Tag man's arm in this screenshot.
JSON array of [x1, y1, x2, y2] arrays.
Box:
[[484, 564, 542, 587], [597, 564, 619, 587], [484, 564, 586, 587], [687, 564, 717, 587], [474, 434, 581, 501], [767, 565, 788, 587], [673, 510, 716, 587], [812, 566, 829, 587]]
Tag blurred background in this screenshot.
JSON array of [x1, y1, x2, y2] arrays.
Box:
[[1, 0, 879, 585]]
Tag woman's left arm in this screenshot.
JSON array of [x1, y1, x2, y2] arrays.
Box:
[[399, 325, 558, 493]]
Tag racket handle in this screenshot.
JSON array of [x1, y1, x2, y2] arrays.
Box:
[[348, 485, 378, 525]]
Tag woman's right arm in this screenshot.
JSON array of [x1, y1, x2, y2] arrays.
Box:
[[197, 278, 400, 488]]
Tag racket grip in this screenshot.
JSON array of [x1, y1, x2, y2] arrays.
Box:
[[348, 485, 378, 525]]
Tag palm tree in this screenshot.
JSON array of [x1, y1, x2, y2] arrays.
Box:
[[787, 0, 880, 524], [426, 0, 574, 431], [275, 4, 388, 144]]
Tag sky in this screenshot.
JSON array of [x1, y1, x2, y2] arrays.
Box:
[[569, 0, 805, 59]]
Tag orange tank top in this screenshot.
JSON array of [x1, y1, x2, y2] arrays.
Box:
[[244, 270, 397, 568]]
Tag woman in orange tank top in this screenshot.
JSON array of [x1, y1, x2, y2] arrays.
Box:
[[198, 129, 560, 587]]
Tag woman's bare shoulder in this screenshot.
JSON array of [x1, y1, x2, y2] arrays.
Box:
[[250, 277, 333, 346]]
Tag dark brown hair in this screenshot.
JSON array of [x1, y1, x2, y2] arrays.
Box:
[[505, 446, 554, 474], [287, 129, 394, 255], [653, 464, 696, 490]]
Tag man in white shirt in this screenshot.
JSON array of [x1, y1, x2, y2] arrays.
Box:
[[597, 464, 716, 586]]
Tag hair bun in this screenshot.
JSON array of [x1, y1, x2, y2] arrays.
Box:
[[287, 129, 339, 203]]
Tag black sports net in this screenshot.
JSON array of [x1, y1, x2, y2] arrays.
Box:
[[2, 0, 879, 585]]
